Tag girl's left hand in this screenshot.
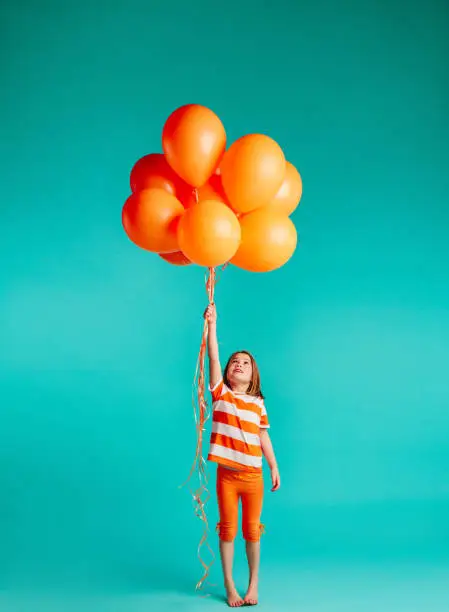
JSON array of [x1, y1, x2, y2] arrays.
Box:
[[271, 467, 281, 492]]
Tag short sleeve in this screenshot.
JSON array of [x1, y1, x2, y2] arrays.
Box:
[[260, 400, 270, 429], [209, 378, 227, 402]]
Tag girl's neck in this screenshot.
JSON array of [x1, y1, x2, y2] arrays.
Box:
[[230, 383, 248, 395]]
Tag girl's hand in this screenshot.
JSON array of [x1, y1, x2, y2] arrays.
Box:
[[271, 466, 281, 492], [204, 303, 217, 324]]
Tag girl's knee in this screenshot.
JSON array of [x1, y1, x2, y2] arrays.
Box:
[[216, 522, 238, 542], [243, 522, 265, 542]]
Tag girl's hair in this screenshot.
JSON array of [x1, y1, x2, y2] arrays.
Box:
[[223, 350, 265, 399]]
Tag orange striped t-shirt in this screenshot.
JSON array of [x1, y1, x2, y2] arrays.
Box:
[[207, 379, 270, 472]]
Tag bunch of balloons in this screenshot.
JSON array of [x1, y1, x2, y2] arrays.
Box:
[[122, 104, 302, 272]]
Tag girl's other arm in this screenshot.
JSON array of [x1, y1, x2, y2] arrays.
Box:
[[260, 430, 281, 491], [204, 304, 222, 388]]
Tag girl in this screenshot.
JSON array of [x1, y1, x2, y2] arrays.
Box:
[[204, 303, 280, 607]]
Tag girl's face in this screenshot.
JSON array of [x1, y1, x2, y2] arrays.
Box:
[[227, 352, 253, 387]]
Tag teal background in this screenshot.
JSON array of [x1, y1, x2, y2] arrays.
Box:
[[1, 0, 449, 610]]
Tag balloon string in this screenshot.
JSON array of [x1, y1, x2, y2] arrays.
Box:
[[178, 181, 228, 591], [180, 264, 223, 593]]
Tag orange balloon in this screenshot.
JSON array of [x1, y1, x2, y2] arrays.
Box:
[[162, 104, 226, 187], [231, 210, 297, 272], [130, 153, 189, 201], [220, 134, 286, 214], [265, 161, 303, 216], [122, 188, 184, 253], [159, 251, 191, 266], [177, 200, 241, 267], [184, 174, 233, 210]]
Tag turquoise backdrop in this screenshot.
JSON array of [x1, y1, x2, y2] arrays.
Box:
[[1, 1, 448, 610]]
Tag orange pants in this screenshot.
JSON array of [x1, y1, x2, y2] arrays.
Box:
[[216, 465, 265, 542]]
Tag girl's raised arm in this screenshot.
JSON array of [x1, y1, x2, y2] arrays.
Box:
[[204, 304, 222, 388]]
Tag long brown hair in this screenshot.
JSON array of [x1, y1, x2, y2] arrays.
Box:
[[223, 350, 265, 399]]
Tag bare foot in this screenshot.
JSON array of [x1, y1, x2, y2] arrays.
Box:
[[243, 583, 258, 606], [225, 583, 244, 607]]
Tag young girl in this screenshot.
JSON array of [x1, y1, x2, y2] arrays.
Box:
[[204, 303, 280, 607]]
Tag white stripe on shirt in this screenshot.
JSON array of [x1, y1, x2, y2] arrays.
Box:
[[212, 422, 261, 447], [209, 443, 263, 468], [213, 400, 260, 426], [230, 393, 265, 408]]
